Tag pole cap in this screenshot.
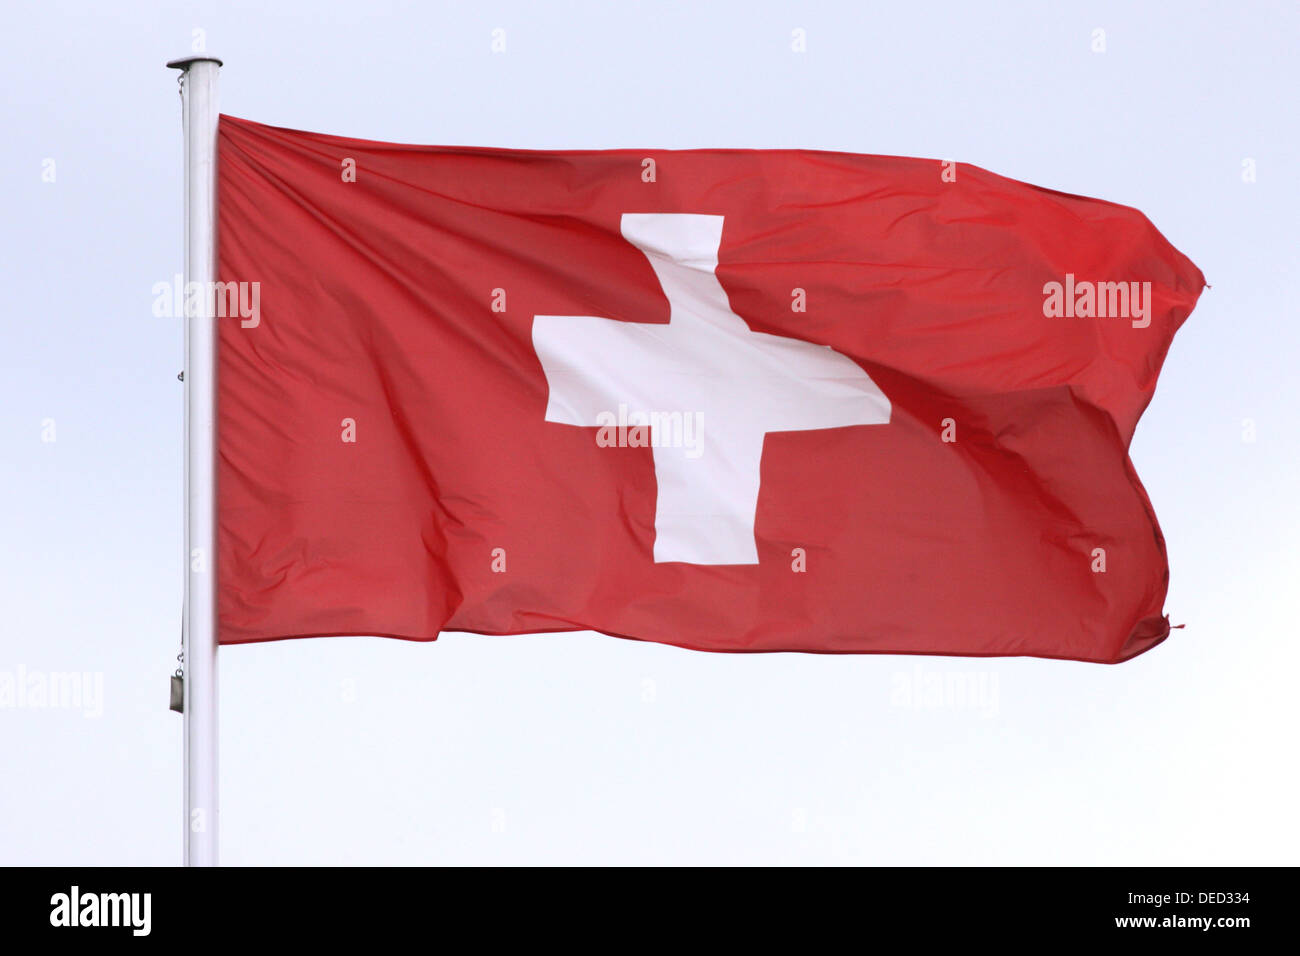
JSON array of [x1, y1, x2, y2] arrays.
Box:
[[166, 55, 223, 70]]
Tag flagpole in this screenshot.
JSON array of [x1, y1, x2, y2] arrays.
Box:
[[168, 53, 222, 867]]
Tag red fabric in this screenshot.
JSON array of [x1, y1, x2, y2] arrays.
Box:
[[216, 114, 1204, 662]]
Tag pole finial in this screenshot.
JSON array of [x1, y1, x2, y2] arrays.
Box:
[[166, 55, 223, 70]]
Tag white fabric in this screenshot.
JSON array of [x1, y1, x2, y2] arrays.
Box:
[[534, 213, 891, 564]]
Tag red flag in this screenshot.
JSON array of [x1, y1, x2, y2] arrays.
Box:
[[216, 115, 1204, 662]]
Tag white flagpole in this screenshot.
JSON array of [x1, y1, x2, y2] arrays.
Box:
[[168, 53, 222, 867]]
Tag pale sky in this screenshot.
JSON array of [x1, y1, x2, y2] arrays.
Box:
[[1, 0, 1296, 864]]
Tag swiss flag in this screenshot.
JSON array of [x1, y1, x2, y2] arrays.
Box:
[[217, 115, 1204, 662]]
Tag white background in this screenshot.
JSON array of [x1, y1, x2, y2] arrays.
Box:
[[1, 0, 1296, 865]]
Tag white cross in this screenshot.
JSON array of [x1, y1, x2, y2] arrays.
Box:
[[533, 213, 891, 564]]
